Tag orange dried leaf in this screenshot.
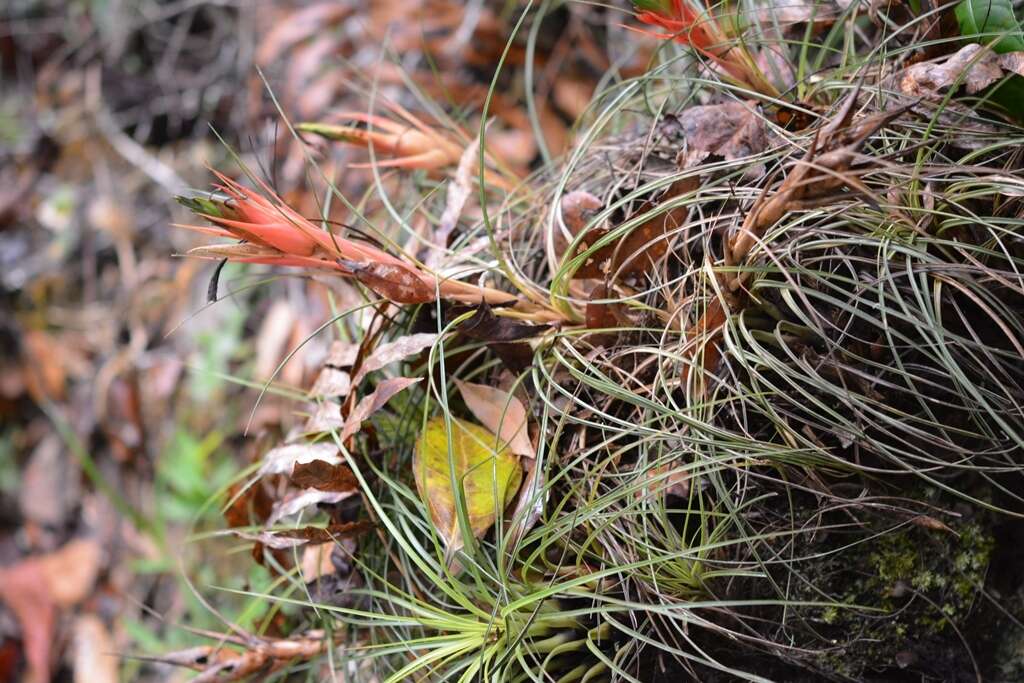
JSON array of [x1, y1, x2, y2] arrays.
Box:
[[454, 379, 534, 458]]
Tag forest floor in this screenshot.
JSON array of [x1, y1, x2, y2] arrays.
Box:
[[3, 1, 1024, 682]]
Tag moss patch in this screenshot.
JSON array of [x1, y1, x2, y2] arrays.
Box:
[[793, 517, 994, 679]]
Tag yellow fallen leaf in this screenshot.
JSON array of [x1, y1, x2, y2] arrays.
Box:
[[413, 417, 522, 554]]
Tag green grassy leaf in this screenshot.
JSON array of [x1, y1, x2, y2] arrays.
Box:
[[984, 72, 1024, 121], [413, 417, 522, 553], [633, 0, 672, 13], [955, 0, 1024, 52]]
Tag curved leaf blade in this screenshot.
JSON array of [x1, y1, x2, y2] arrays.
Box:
[[955, 0, 1024, 53]]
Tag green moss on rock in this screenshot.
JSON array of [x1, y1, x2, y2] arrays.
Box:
[[793, 518, 994, 679]]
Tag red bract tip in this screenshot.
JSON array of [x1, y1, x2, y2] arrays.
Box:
[[629, 0, 777, 95], [180, 171, 410, 270], [633, 0, 713, 51]]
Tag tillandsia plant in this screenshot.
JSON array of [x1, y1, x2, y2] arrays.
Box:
[[631, 0, 779, 97], [174, 171, 518, 306], [296, 99, 520, 190], [161, 1, 1024, 681], [325, 578, 612, 683]]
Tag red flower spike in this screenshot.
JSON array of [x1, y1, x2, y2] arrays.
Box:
[[635, 0, 713, 51], [629, 0, 778, 96], [174, 173, 519, 306]]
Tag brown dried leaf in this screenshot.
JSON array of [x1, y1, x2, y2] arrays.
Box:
[[352, 333, 438, 384], [910, 515, 956, 534], [340, 377, 421, 442], [456, 303, 549, 343], [324, 340, 360, 368], [553, 77, 595, 120], [491, 343, 536, 374], [585, 283, 622, 331], [303, 401, 344, 433], [21, 434, 79, 527], [584, 283, 630, 347], [454, 379, 534, 458], [432, 139, 479, 267], [504, 458, 547, 551], [286, 34, 336, 112], [255, 300, 297, 380], [486, 128, 536, 169], [573, 177, 696, 279], [259, 442, 341, 478], [680, 298, 728, 397], [557, 190, 603, 258], [291, 460, 358, 493], [0, 561, 54, 683], [639, 463, 691, 500], [560, 191, 603, 235], [301, 543, 338, 583], [267, 489, 355, 527], [21, 329, 67, 402], [309, 341, 358, 399], [297, 71, 347, 121], [272, 524, 372, 544], [538, 101, 570, 156], [0, 539, 103, 683], [224, 480, 274, 528], [235, 522, 372, 550], [998, 51, 1024, 76], [343, 260, 436, 305], [900, 43, 1003, 96], [674, 102, 767, 172], [39, 538, 103, 607], [256, 3, 352, 65]]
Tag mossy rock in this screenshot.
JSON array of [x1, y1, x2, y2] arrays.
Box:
[[787, 517, 996, 680]]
